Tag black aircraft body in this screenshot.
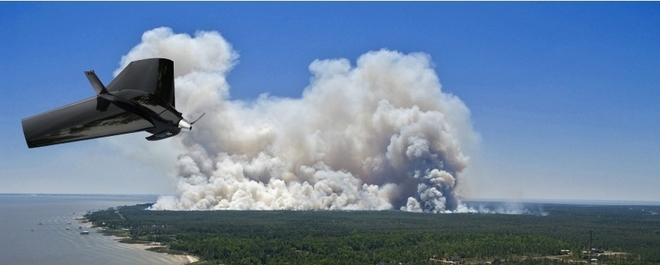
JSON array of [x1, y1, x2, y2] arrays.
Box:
[[22, 58, 203, 148]]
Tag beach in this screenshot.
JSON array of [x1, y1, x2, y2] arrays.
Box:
[[116, 239, 200, 264], [108, 234, 200, 264], [80, 213, 201, 264]]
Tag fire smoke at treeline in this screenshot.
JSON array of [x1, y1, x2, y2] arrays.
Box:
[[112, 27, 482, 213]]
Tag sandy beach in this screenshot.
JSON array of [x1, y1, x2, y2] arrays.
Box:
[[116, 239, 199, 264], [79, 217, 199, 264]]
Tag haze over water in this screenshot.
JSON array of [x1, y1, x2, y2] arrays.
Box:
[[0, 194, 184, 265]]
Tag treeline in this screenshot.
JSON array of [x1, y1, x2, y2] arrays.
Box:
[[85, 203, 660, 264]]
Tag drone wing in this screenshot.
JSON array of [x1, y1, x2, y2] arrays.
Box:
[[21, 97, 154, 148]]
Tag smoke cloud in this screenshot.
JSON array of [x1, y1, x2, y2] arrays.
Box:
[[114, 27, 479, 213]]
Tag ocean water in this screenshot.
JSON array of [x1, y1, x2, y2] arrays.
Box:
[[0, 194, 186, 265]]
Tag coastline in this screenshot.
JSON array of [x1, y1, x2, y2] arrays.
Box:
[[79, 217, 199, 264], [112, 237, 199, 264]]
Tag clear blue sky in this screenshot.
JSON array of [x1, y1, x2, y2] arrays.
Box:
[[1, 2, 659, 203]]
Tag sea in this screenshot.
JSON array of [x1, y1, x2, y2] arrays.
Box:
[[0, 194, 186, 265]]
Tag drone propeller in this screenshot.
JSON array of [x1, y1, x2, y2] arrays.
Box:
[[190, 113, 206, 125], [177, 113, 206, 130]]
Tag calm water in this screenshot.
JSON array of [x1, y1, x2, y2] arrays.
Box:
[[0, 194, 185, 265]]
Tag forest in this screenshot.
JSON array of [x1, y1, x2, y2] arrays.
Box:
[[84, 202, 660, 264]]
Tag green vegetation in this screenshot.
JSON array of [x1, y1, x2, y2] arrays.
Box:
[[85, 203, 660, 264]]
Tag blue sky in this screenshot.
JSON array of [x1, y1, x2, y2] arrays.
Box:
[[1, 2, 659, 203]]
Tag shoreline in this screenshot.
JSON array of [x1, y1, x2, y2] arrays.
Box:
[[112, 237, 200, 264], [78, 217, 199, 264]]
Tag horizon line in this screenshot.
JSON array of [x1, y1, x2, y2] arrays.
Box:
[[2, 193, 659, 206]]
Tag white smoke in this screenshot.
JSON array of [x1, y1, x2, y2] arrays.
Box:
[[113, 27, 479, 213]]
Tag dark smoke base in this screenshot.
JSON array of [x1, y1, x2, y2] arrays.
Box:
[[148, 199, 542, 215]]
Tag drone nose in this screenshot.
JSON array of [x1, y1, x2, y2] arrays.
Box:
[[178, 119, 192, 130]]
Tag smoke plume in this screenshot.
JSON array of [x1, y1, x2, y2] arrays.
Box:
[[114, 27, 479, 213]]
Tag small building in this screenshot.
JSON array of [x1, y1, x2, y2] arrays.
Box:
[[446, 256, 460, 263]]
